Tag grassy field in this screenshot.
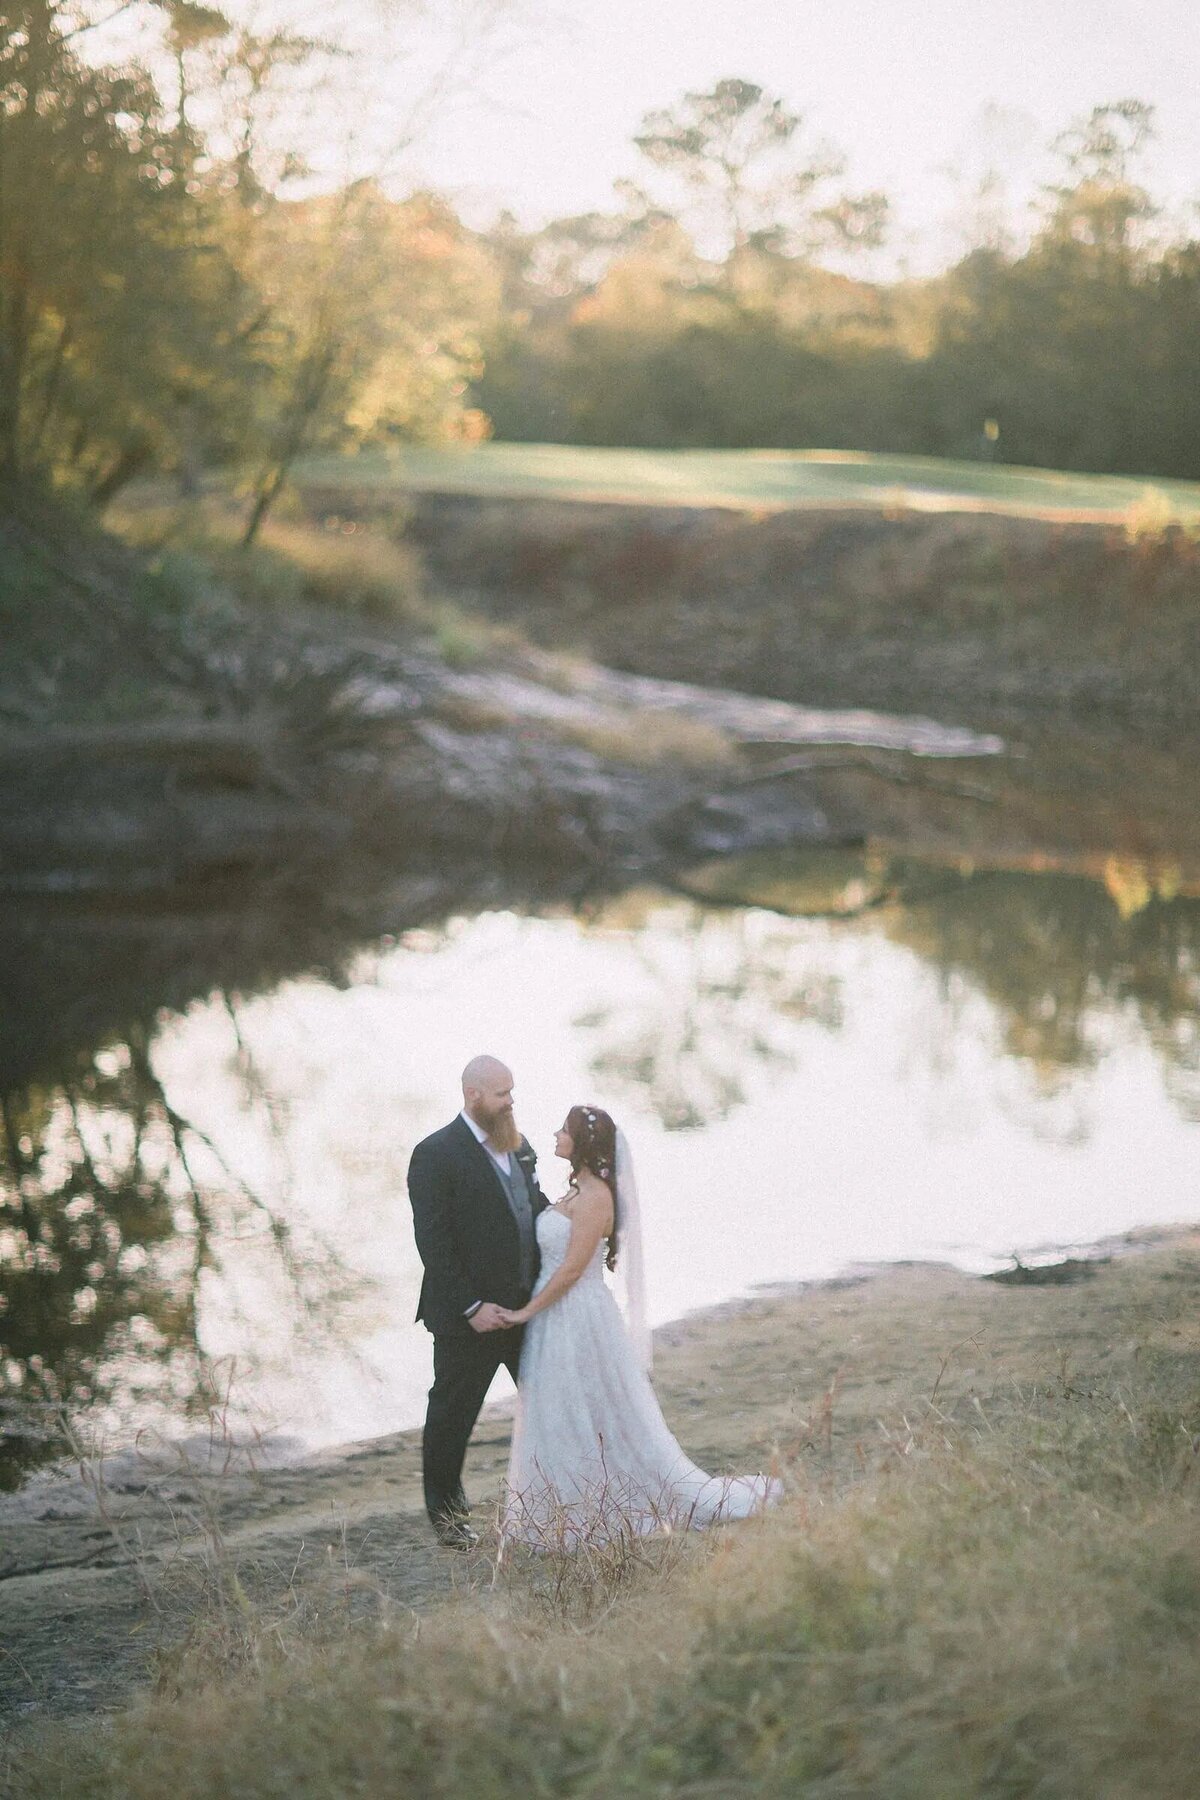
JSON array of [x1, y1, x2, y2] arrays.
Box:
[[296, 443, 1200, 525]]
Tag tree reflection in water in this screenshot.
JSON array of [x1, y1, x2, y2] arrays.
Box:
[[0, 1007, 378, 1490], [880, 866, 1200, 1119], [0, 1036, 204, 1489], [0, 867, 436, 1490], [573, 894, 844, 1130], [689, 850, 1200, 1116]]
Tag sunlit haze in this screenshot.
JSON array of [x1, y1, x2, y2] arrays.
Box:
[[412, 1, 1200, 272], [91, 0, 1200, 275]]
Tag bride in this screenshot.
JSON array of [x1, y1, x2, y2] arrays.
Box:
[[496, 1104, 781, 1550]]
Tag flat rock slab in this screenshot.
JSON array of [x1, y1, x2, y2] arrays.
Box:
[[447, 655, 1006, 759]]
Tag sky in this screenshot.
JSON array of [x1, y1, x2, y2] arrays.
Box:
[[392, 0, 1200, 273], [94, 0, 1200, 276]]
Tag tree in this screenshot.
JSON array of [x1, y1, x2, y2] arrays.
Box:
[[1043, 100, 1157, 253], [239, 185, 499, 545], [162, 0, 231, 175], [0, 1, 521, 510], [630, 77, 887, 267], [0, 2, 258, 496], [938, 102, 1038, 261]]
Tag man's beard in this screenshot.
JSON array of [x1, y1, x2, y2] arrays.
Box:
[[469, 1102, 520, 1154], [487, 1114, 521, 1154]]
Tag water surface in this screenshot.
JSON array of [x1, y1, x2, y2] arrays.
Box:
[[2, 850, 1196, 1485]]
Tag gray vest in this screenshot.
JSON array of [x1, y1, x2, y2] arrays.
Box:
[[494, 1153, 536, 1291]]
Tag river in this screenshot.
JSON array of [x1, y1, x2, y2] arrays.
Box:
[[1, 845, 1197, 1488]]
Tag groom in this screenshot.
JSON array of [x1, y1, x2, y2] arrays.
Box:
[[407, 1055, 548, 1548]]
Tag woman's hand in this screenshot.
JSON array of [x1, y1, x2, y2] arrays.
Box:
[[495, 1304, 532, 1327]]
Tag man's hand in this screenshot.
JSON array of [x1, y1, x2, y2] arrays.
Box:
[[468, 1302, 508, 1333]]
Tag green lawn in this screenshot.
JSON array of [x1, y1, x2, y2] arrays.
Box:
[[296, 443, 1200, 524]]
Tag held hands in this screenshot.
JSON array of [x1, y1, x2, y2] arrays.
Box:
[[467, 1302, 509, 1333], [468, 1301, 532, 1332]]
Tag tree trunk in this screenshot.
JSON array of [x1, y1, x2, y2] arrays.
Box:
[[241, 337, 339, 547], [241, 459, 288, 548], [27, 314, 74, 467]]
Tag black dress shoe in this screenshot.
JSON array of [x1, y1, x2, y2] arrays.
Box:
[[434, 1518, 480, 1553]]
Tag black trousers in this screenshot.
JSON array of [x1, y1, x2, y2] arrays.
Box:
[[422, 1325, 524, 1528]]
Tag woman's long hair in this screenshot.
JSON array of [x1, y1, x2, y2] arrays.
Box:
[[564, 1103, 620, 1271]]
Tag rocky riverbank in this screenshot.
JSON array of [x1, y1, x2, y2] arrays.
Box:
[[2, 480, 1014, 904], [10, 478, 1198, 914]]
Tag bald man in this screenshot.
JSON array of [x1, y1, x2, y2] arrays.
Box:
[[407, 1057, 548, 1548]]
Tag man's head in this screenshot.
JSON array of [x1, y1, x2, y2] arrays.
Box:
[[462, 1055, 519, 1151]]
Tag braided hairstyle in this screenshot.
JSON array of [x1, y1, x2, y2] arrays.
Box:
[[564, 1103, 620, 1271]]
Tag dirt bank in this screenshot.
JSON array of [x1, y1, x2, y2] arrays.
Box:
[[310, 489, 1200, 736], [3, 1227, 1195, 1727]]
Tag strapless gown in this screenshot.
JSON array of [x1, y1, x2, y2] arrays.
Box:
[[504, 1207, 782, 1549]]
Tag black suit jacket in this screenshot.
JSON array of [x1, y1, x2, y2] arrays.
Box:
[[408, 1116, 549, 1337]]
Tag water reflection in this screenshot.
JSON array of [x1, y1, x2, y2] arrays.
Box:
[[575, 895, 843, 1130], [891, 867, 1200, 1118], [681, 850, 1200, 1119], [0, 870, 463, 1487], [0, 1017, 372, 1489], [1, 850, 1198, 1485], [0, 1037, 200, 1488]]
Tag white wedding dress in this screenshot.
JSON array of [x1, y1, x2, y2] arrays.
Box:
[[504, 1207, 782, 1550]]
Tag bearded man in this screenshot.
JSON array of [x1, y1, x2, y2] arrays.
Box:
[[407, 1055, 548, 1548]]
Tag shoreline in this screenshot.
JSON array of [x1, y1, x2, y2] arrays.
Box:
[[3, 1222, 1198, 1725], [5, 1218, 1190, 1513]]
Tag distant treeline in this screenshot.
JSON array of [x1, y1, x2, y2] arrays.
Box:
[[3, 12, 1199, 531], [474, 92, 1200, 478], [477, 238, 1200, 478]]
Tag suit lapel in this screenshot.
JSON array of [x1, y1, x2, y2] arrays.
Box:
[[452, 1114, 516, 1212]]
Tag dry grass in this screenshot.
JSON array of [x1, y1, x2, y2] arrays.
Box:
[[7, 1246, 1199, 1799], [1123, 485, 1200, 546], [109, 497, 430, 626], [110, 493, 535, 687], [240, 515, 429, 623], [426, 602, 524, 669], [111, 496, 536, 681]]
